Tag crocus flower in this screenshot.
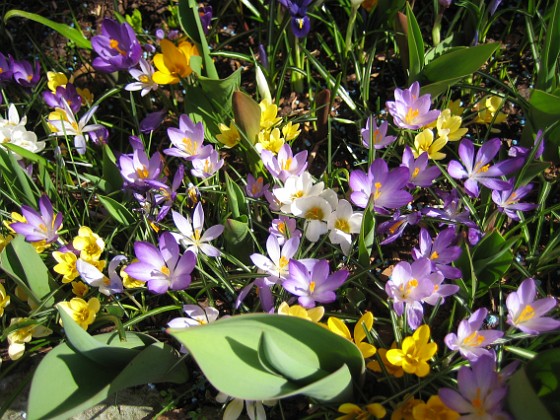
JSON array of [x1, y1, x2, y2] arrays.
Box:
[[506, 277, 560, 334], [413, 129, 447, 160], [76, 255, 125, 296], [250, 235, 300, 283], [401, 146, 441, 188], [153, 164, 184, 222], [164, 113, 212, 160], [473, 95, 508, 125], [269, 215, 301, 245], [272, 171, 325, 214], [444, 308, 504, 362], [125, 58, 158, 96], [291, 193, 335, 242], [171, 202, 224, 257], [448, 138, 524, 198], [436, 108, 468, 141], [11, 195, 62, 245], [377, 211, 421, 245], [411, 396, 459, 419], [491, 180, 537, 221], [386, 324, 437, 377], [349, 158, 412, 214], [439, 356, 509, 419], [386, 82, 440, 129], [327, 312, 377, 359], [167, 304, 219, 328], [508, 130, 545, 159], [11, 58, 41, 88], [337, 403, 386, 420], [42, 83, 82, 113], [73, 226, 104, 261], [283, 259, 348, 308], [412, 227, 462, 279], [361, 116, 397, 149], [0, 283, 10, 317], [422, 188, 476, 228], [261, 143, 308, 182], [52, 250, 79, 283], [125, 232, 196, 294], [326, 199, 363, 255], [119, 147, 166, 192], [245, 174, 269, 198], [199, 6, 213, 34], [7, 318, 52, 359], [278, 301, 324, 322], [215, 121, 240, 148], [91, 18, 142, 72], [153, 39, 199, 85], [278, 0, 313, 38], [215, 393, 277, 420], [57, 297, 101, 330], [89, 126, 109, 145], [140, 109, 166, 133], [190, 148, 224, 179], [0, 52, 13, 84]]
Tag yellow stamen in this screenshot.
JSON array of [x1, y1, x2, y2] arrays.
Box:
[[161, 266, 170, 276], [516, 305, 535, 323], [405, 108, 419, 124], [334, 218, 350, 233], [305, 207, 324, 220], [309, 281, 316, 293]]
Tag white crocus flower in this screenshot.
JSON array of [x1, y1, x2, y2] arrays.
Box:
[[0, 103, 27, 129], [125, 58, 158, 97], [216, 392, 277, 420], [172, 202, 224, 257], [291, 195, 333, 242], [272, 171, 324, 214], [48, 99, 104, 154], [327, 199, 363, 255]]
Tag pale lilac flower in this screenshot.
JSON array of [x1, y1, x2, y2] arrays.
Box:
[[172, 202, 224, 257], [261, 144, 308, 182], [326, 199, 363, 255], [439, 356, 510, 419], [349, 158, 412, 214], [190, 148, 224, 179], [283, 259, 348, 308], [235, 277, 276, 313], [491, 180, 537, 221], [385, 258, 436, 330], [118, 147, 166, 192], [76, 255, 126, 296], [422, 188, 476, 228], [422, 271, 459, 307], [48, 99, 104, 154], [124, 232, 196, 294], [361, 116, 397, 149], [444, 308, 504, 362], [11, 195, 63, 245], [91, 18, 142, 73], [167, 304, 219, 328], [153, 164, 184, 222], [386, 82, 440, 129], [506, 278, 560, 335], [246, 174, 269, 198], [401, 146, 441, 188], [447, 138, 524, 198], [250, 235, 300, 283], [377, 211, 421, 245], [165, 114, 212, 160], [269, 215, 301, 246], [412, 227, 462, 279], [125, 58, 158, 96]]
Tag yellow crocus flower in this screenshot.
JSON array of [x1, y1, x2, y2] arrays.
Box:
[[216, 121, 241, 148], [58, 297, 101, 330], [413, 129, 447, 160], [277, 301, 324, 323], [52, 250, 79, 283], [73, 226, 105, 261], [0, 283, 10, 317], [47, 71, 68, 92], [436, 109, 468, 141], [327, 312, 377, 359], [412, 395, 459, 420], [386, 325, 437, 378], [152, 39, 200, 85]]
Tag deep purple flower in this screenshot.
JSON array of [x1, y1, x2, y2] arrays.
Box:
[[444, 308, 504, 362], [89, 126, 110, 145], [491, 180, 537, 221], [349, 158, 412, 214], [91, 19, 142, 73], [422, 188, 476, 228], [165, 114, 212, 160], [385, 258, 435, 330], [262, 143, 308, 182], [199, 6, 213, 35], [377, 211, 421, 245], [140, 110, 166, 133], [439, 356, 510, 419], [508, 130, 545, 159], [386, 82, 440, 129], [401, 146, 441, 188], [11, 59, 41, 88], [42, 83, 82, 113], [11, 195, 63, 245], [448, 138, 524, 198], [125, 232, 196, 294], [278, 0, 313, 38], [506, 278, 560, 335], [361, 116, 397, 149], [258, 44, 269, 70], [412, 227, 462, 279], [283, 259, 348, 308], [0, 53, 14, 84]]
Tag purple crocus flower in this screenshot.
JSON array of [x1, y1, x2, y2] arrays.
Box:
[[246, 174, 269, 198], [361, 116, 397, 149], [165, 114, 212, 160], [439, 356, 510, 419], [377, 211, 421, 245], [191, 148, 224, 179], [508, 130, 545, 159], [199, 6, 213, 35], [251, 234, 300, 284], [258, 44, 269, 70], [385, 258, 435, 330], [386, 82, 440, 129], [91, 19, 142, 73], [447, 138, 524, 198], [491, 180, 537, 221], [11, 195, 63, 245], [125, 232, 196, 294], [261, 143, 308, 183], [119, 146, 166, 192], [283, 259, 348, 308], [11, 58, 41, 88], [423, 271, 459, 307], [401, 146, 441, 188], [269, 215, 301, 246], [89, 126, 110, 146], [444, 307, 504, 362], [140, 110, 166, 133], [488, 0, 503, 16], [0, 52, 13, 84], [422, 188, 476, 228], [506, 278, 560, 335], [278, 0, 313, 38], [154, 164, 184, 222], [412, 227, 462, 279], [349, 158, 412, 214], [42, 83, 82, 113]]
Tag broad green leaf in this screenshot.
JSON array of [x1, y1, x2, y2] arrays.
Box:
[[223, 217, 252, 264], [536, 0, 560, 91], [471, 231, 513, 296], [0, 147, 38, 206], [358, 208, 375, 267], [420, 43, 499, 83], [168, 313, 364, 402], [102, 144, 123, 193], [420, 77, 464, 98], [97, 195, 135, 226], [523, 89, 560, 159], [406, 2, 424, 82], [4, 10, 91, 50], [3, 143, 49, 166], [232, 90, 261, 144], [225, 173, 247, 218], [0, 236, 54, 307]]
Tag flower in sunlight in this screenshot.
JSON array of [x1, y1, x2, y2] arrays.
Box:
[[73, 226, 105, 261], [278, 301, 325, 322], [216, 120, 241, 148], [336, 402, 386, 420], [412, 395, 459, 420], [386, 82, 440, 129], [474, 95, 508, 126], [152, 39, 199, 85], [125, 57, 158, 96], [386, 324, 437, 377], [168, 304, 220, 328], [216, 392, 277, 420], [256, 127, 285, 154], [361, 116, 397, 149], [413, 129, 447, 160], [71, 281, 89, 297], [0, 283, 10, 317], [436, 108, 467, 141], [7, 318, 52, 360], [10, 195, 63, 248], [172, 202, 224, 257], [58, 297, 101, 330], [91, 18, 142, 72], [327, 312, 377, 359], [165, 113, 213, 160], [367, 342, 404, 378], [52, 250, 79, 283]]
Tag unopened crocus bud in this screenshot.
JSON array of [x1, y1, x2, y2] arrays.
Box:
[[255, 65, 272, 103]]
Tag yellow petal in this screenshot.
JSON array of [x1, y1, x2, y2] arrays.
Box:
[[354, 311, 374, 344], [327, 317, 352, 340], [385, 348, 404, 366]]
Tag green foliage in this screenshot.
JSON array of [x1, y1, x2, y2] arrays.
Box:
[[406, 2, 425, 84], [125, 9, 143, 34], [536, 0, 560, 91], [168, 314, 364, 402]]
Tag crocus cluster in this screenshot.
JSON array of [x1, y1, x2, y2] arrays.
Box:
[[0, 103, 45, 157]]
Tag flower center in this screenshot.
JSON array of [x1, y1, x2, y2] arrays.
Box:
[[412, 167, 420, 178], [278, 256, 289, 269], [309, 281, 316, 293], [182, 137, 197, 155], [334, 218, 350, 233], [139, 75, 150, 83], [136, 165, 150, 179], [373, 182, 382, 200], [430, 251, 439, 260], [405, 108, 419, 124], [109, 39, 127, 56], [463, 331, 485, 347], [160, 265, 170, 277], [305, 207, 324, 220], [277, 221, 286, 235], [516, 304, 535, 323], [281, 157, 293, 170]]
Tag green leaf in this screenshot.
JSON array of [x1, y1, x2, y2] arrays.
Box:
[[358, 208, 375, 267], [420, 43, 500, 84], [0, 147, 38, 206], [536, 0, 560, 91], [225, 173, 247, 218], [232, 90, 261, 144], [102, 144, 123, 193], [471, 231, 513, 296], [420, 77, 464, 98], [168, 313, 364, 402], [4, 10, 91, 49], [97, 195, 136, 226], [223, 217, 252, 264], [0, 236, 54, 308], [406, 2, 424, 82]]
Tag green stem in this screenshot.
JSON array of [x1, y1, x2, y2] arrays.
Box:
[[292, 37, 304, 93], [345, 6, 359, 55]]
